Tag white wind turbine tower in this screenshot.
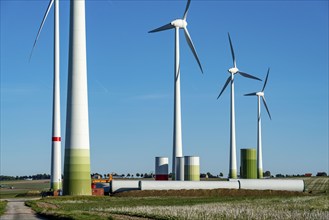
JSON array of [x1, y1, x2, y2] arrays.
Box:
[[244, 68, 272, 179], [149, 0, 203, 180], [30, 0, 61, 191], [63, 0, 91, 195], [217, 33, 261, 179]]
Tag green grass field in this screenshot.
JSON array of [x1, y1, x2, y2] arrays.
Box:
[[22, 177, 328, 220], [0, 180, 50, 198]]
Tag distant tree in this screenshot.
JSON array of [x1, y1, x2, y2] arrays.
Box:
[[219, 172, 224, 177], [200, 173, 207, 178], [276, 174, 284, 178], [131, 175, 134, 178], [264, 171, 271, 177], [121, 174, 125, 178], [136, 173, 140, 177], [207, 172, 216, 178], [0, 176, 15, 181], [141, 173, 144, 178], [127, 173, 131, 178], [316, 172, 327, 177]]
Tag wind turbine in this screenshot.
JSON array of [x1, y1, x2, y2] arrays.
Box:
[[217, 33, 261, 179], [30, 0, 61, 191], [149, 0, 203, 180], [244, 68, 271, 179]]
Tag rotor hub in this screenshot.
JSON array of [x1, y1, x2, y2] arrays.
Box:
[[228, 67, 239, 74], [171, 19, 187, 28]]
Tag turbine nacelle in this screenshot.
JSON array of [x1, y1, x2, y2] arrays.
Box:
[[256, 91, 264, 97], [228, 67, 239, 74], [171, 19, 187, 28]]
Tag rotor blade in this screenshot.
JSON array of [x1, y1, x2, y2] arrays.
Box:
[[228, 32, 236, 68], [262, 96, 272, 120], [183, 0, 191, 20], [29, 0, 54, 61], [239, 71, 262, 81], [244, 92, 257, 96], [148, 23, 174, 33], [217, 76, 231, 99], [184, 27, 203, 73], [262, 68, 270, 92]]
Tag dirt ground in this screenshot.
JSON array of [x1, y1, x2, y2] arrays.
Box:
[[114, 188, 306, 197]]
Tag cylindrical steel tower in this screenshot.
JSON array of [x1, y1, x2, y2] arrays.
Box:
[[172, 26, 183, 180], [50, 0, 62, 191], [63, 0, 91, 195]]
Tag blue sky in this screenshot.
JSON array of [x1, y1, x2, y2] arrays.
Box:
[[1, 0, 328, 177]]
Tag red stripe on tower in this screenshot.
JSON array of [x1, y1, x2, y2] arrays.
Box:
[[52, 137, 61, 142]]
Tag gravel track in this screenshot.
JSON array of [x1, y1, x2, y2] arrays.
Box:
[[0, 198, 47, 220]]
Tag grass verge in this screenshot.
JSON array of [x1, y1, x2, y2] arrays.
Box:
[[15, 177, 329, 219], [27, 189, 328, 220], [0, 180, 49, 198], [0, 200, 8, 216]]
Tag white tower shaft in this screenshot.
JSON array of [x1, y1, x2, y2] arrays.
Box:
[[230, 74, 237, 178], [257, 95, 263, 178], [172, 27, 183, 180], [63, 0, 91, 196], [50, 0, 61, 191]]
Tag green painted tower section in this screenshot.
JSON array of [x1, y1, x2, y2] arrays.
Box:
[[240, 148, 257, 179], [63, 149, 91, 195], [258, 168, 263, 179], [51, 182, 62, 191], [184, 165, 200, 180], [184, 156, 200, 181], [230, 169, 237, 179]]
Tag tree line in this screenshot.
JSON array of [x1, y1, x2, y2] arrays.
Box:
[[0, 174, 50, 181], [1, 171, 326, 181]]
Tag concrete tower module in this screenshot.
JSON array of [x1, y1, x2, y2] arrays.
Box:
[[240, 148, 257, 179], [184, 156, 200, 181], [155, 157, 169, 180], [63, 0, 91, 195], [175, 157, 184, 181]]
